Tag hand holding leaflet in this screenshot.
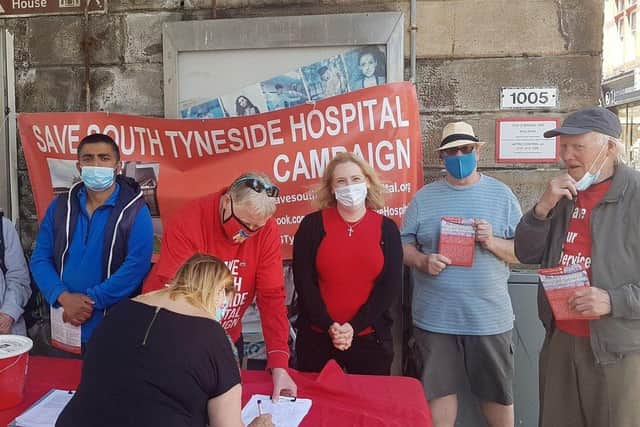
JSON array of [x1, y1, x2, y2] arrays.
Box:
[[568, 286, 612, 317], [538, 264, 600, 320], [438, 217, 475, 267], [50, 306, 82, 355]]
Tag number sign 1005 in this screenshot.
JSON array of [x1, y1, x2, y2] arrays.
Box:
[[500, 88, 557, 109]]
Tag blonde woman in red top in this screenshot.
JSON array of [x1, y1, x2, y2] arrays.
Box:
[[293, 153, 402, 375]]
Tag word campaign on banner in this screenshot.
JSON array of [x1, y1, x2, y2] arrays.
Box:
[[17, 83, 423, 259]]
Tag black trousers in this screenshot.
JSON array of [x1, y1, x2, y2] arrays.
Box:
[[295, 326, 393, 375], [234, 335, 245, 360]]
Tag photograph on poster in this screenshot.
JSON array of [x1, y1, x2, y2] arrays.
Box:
[[344, 46, 387, 90], [220, 85, 268, 117], [121, 161, 163, 252], [122, 161, 161, 217], [165, 12, 405, 124], [47, 158, 80, 195], [260, 71, 309, 111], [180, 98, 227, 119], [178, 47, 389, 120], [301, 55, 349, 100]]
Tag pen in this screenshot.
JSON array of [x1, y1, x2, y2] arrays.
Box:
[[257, 399, 263, 416]]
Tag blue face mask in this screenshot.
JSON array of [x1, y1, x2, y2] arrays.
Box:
[[215, 298, 228, 323], [443, 151, 477, 179], [81, 166, 115, 192]]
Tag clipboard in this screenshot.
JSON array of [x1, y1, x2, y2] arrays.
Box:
[[242, 394, 311, 427], [9, 389, 75, 427]]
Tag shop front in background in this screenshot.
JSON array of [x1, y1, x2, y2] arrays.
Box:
[[603, 70, 640, 170]]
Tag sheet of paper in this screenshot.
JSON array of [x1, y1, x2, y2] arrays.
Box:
[[14, 389, 74, 427], [50, 305, 81, 354], [242, 394, 312, 427]]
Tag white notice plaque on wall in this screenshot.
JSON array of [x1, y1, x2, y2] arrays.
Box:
[[495, 118, 561, 163], [500, 87, 558, 109]]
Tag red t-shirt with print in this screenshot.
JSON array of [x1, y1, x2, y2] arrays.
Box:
[[142, 190, 290, 368], [556, 179, 612, 337]]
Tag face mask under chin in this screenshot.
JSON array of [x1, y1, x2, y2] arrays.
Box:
[[574, 143, 609, 192]]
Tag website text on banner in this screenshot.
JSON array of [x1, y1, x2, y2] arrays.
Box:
[[17, 82, 423, 259]]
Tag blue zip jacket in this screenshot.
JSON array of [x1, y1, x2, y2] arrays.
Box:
[[30, 178, 153, 343]]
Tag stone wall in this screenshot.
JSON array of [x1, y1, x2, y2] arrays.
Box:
[[414, 0, 603, 213], [1, 0, 604, 248]]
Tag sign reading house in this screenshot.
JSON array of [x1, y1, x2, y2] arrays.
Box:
[[0, 0, 105, 17]]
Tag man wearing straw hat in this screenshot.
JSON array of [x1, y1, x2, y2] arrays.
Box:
[[402, 122, 521, 427]]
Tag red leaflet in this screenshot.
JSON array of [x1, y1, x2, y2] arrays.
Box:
[[439, 217, 475, 267], [538, 264, 599, 320]]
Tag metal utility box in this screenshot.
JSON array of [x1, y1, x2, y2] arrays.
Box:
[[455, 270, 545, 427]]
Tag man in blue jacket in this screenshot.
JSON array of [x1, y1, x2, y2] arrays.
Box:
[[31, 133, 153, 353]]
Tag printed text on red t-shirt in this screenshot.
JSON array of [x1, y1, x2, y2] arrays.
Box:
[[219, 259, 248, 330], [559, 207, 592, 269]]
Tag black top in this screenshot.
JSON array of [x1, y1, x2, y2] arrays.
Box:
[[292, 210, 403, 340], [56, 299, 241, 427]]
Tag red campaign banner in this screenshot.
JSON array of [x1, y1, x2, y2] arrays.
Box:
[[17, 82, 423, 259]]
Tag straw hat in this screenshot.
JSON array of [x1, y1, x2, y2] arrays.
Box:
[[436, 122, 486, 151]]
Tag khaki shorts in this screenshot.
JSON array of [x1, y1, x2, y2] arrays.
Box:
[[413, 327, 514, 405]]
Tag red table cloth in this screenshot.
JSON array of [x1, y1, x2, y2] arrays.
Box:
[[1, 356, 432, 426]]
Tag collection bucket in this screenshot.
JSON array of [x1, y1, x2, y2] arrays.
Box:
[[0, 335, 33, 410]]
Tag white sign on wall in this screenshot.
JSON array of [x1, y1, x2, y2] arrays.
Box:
[[500, 87, 558, 109], [495, 118, 561, 163]]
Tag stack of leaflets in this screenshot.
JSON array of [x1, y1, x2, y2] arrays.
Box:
[[438, 217, 475, 267], [538, 264, 600, 320]]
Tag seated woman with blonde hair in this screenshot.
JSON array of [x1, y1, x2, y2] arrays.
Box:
[[56, 254, 273, 427]]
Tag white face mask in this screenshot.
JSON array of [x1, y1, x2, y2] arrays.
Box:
[[575, 142, 608, 192], [334, 182, 368, 207]]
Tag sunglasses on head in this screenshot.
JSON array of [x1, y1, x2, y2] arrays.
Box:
[[441, 145, 476, 157], [233, 177, 279, 197]]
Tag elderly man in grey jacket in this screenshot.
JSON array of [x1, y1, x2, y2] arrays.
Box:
[[0, 214, 31, 335], [515, 106, 640, 427]]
